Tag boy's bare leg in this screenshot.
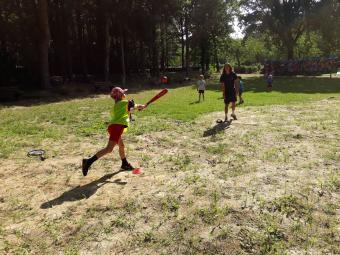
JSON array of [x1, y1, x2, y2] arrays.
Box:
[[82, 140, 115, 176], [96, 140, 115, 158], [119, 138, 134, 170], [118, 139, 126, 159]]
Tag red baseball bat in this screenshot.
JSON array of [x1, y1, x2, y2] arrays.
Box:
[[145, 88, 168, 107]]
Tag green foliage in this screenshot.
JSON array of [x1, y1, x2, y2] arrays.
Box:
[[219, 35, 281, 66], [234, 65, 259, 74], [310, 0, 340, 56], [296, 32, 323, 58], [240, 0, 333, 59]]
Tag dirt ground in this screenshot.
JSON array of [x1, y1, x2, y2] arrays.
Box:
[[0, 98, 339, 254]]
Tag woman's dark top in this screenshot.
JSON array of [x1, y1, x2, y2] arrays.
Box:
[[220, 71, 237, 103]]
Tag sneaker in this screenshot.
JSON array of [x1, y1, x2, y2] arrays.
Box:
[[224, 116, 228, 122], [231, 113, 237, 120], [82, 159, 91, 176], [121, 162, 134, 171]]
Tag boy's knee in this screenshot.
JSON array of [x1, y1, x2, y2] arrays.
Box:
[[106, 145, 114, 153]]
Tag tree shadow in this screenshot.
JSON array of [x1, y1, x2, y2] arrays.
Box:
[[189, 100, 200, 105], [205, 76, 340, 94], [242, 76, 340, 94], [1, 76, 196, 107], [203, 120, 232, 137], [40, 171, 125, 209]]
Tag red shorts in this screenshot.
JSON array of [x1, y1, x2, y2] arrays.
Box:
[[107, 124, 125, 143]]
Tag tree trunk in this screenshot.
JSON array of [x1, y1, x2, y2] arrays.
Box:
[[165, 21, 169, 69], [215, 48, 220, 72], [180, 17, 185, 70], [151, 24, 159, 77], [139, 41, 145, 73], [104, 14, 110, 82], [37, 0, 50, 89], [236, 49, 241, 68], [120, 29, 126, 86], [184, 14, 189, 76], [287, 44, 294, 60], [200, 44, 205, 74], [76, 11, 87, 76], [96, 0, 105, 79], [160, 19, 166, 72], [205, 44, 210, 73]]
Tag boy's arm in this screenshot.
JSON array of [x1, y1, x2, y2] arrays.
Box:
[[128, 100, 146, 112], [136, 104, 146, 111]]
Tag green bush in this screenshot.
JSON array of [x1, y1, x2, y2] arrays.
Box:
[[234, 65, 260, 74]]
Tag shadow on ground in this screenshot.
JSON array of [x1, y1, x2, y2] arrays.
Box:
[[0, 79, 193, 107], [203, 120, 232, 137], [2, 76, 339, 107], [205, 76, 340, 94], [189, 100, 200, 105], [40, 171, 126, 209]]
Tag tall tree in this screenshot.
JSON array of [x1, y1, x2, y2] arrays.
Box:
[[191, 0, 233, 73], [36, 0, 51, 88], [241, 0, 318, 59], [310, 0, 340, 56]]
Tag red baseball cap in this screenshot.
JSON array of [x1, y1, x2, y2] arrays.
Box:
[[111, 86, 128, 94], [110, 87, 128, 100]]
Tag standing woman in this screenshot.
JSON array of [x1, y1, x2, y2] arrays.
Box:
[[220, 63, 238, 122]]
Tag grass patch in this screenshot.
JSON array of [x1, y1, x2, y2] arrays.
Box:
[[161, 196, 181, 215], [0, 75, 339, 254], [0, 75, 339, 158]]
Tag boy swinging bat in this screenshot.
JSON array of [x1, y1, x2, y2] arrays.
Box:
[[82, 87, 168, 176]]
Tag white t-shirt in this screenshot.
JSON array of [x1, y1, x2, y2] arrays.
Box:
[[197, 80, 206, 90]]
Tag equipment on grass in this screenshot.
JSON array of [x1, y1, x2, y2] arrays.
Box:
[[145, 88, 168, 108], [27, 149, 45, 161]]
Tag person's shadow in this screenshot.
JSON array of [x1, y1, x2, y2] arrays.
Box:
[[40, 171, 126, 209], [189, 100, 200, 105], [203, 120, 232, 137]]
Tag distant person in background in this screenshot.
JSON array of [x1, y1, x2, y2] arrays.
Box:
[[267, 73, 273, 92], [197, 74, 206, 102], [220, 63, 238, 121], [237, 76, 244, 104]]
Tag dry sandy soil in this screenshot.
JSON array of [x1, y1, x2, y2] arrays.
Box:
[[0, 98, 339, 254]]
